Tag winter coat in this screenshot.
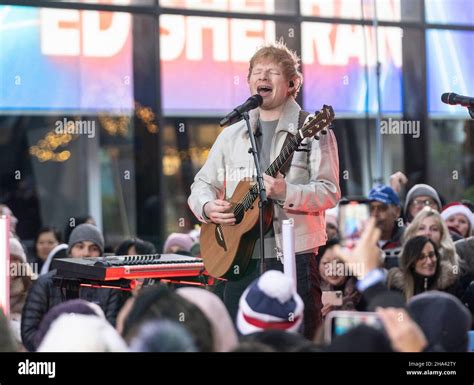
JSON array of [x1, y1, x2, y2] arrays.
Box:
[[387, 260, 466, 300], [21, 270, 124, 351], [320, 276, 361, 311]]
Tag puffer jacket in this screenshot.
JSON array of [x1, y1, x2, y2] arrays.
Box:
[[21, 270, 124, 351], [387, 260, 465, 300]]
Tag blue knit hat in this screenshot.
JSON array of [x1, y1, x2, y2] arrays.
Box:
[[368, 185, 400, 206], [237, 270, 304, 335]]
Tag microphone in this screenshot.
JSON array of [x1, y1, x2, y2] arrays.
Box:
[[441, 93, 474, 107], [219, 94, 263, 127]]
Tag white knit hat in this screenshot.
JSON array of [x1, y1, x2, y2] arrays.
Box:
[[37, 314, 128, 352], [9, 237, 26, 262], [236, 270, 304, 335]]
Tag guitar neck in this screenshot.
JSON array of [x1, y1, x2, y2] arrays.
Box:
[[238, 104, 334, 210], [240, 133, 302, 211], [265, 134, 301, 177]]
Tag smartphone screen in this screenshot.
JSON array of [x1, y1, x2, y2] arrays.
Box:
[[338, 200, 370, 249], [325, 311, 384, 343]]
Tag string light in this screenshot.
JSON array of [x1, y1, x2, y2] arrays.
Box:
[[29, 131, 77, 162], [30, 101, 160, 162]]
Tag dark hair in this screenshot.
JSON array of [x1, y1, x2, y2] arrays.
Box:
[[239, 330, 314, 352], [460, 199, 474, 213], [325, 324, 393, 352], [129, 320, 197, 352], [63, 215, 94, 244], [34, 226, 62, 255], [400, 236, 441, 300], [401, 236, 441, 274], [316, 238, 340, 266], [231, 341, 275, 353], [115, 238, 156, 256], [123, 285, 214, 352]]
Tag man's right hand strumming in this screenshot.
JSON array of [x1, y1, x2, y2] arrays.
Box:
[[203, 200, 236, 225]]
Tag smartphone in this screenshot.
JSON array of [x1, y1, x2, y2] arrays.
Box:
[[324, 310, 384, 343], [338, 200, 370, 249], [321, 290, 343, 306]]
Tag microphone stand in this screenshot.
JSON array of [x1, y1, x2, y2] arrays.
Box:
[[242, 111, 268, 276]]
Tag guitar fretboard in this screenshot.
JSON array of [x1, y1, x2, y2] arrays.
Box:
[[240, 134, 302, 211]]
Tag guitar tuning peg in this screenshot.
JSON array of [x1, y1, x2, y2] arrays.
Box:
[[314, 135, 320, 140], [321, 130, 327, 135]]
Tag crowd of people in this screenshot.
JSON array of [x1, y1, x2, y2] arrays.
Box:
[[1, 41, 473, 353], [1, 175, 473, 353]]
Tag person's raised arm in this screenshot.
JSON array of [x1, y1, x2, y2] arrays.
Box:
[[389, 171, 408, 196], [376, 307, 427, 352]]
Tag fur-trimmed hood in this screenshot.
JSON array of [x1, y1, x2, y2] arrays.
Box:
[[387, 260, 459, 293]]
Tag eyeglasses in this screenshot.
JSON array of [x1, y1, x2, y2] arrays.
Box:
[[417, 251, 437, 261], [411, 199, 437, 208]]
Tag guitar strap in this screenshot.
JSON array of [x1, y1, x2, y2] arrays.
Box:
[[280, 110, 310, 176]]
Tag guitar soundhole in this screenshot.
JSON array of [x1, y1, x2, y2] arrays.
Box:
[[234, 203, 245, 224]]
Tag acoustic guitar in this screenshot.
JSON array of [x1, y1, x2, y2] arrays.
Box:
[[200, 105, 335, 279]]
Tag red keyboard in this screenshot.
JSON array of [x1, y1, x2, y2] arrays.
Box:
[[52, 254, 205, 281]]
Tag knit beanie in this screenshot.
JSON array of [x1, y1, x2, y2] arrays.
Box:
[[237, 270, 304, 335], [404, 184, 442, 217], [68, 224, 104, 255]]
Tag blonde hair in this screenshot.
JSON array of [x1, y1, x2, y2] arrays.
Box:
[[404, 207, 461, 268], [247, 40, 303, 97]]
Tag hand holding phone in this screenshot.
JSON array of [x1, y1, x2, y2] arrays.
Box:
[[321, 290, 343, 306], [338, 200, 370, 249], [324, 310, 384, 343], [331, 217, 382, 279]]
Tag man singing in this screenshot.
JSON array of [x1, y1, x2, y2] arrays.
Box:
[[188, 41, 340, 338]]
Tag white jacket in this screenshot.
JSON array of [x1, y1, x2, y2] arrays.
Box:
[[188, 98, 341, 253]]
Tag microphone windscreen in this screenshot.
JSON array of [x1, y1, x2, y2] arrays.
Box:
[[441, 92, 457, 105], [249, 94, 263, 108]]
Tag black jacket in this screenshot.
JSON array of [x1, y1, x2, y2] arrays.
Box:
[[21, 270, 124, 351]]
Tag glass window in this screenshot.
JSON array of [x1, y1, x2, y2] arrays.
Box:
[[41, 0, 155, 5], [428, 119, 474, 202], [0, 6, 133, 114], [0, 6, 153, 252], [160, 15, 276, 116], [160, 0, 297, 15], [425, 0, 474, 26], [426, 29, 474, 116], [300, 0, 402, 22], [162, 119, 221, 236], [302, 22, 402, 114]]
